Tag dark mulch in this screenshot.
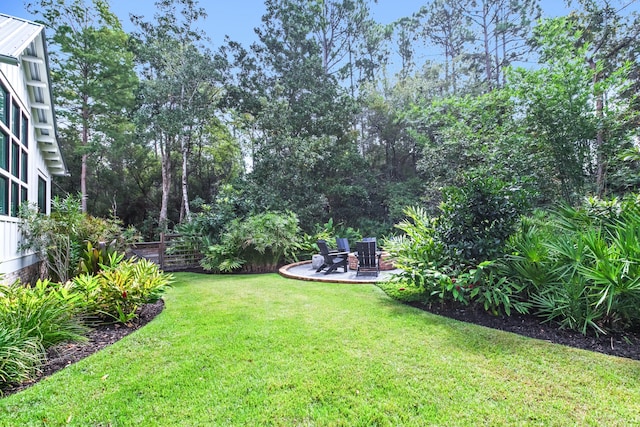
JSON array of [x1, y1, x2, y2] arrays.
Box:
[[2, 299, 164, 398], [411, 300, 640, 361]]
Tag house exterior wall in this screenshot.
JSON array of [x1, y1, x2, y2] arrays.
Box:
[[0, 52, 52, 278]]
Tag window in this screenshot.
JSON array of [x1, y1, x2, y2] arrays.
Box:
[[21, 114, 28, 148], [0, 131, 7, 171], [0, 84, 31, 218], [11, 102, 20, 137], [10, 181, 18, 216], [37, 176, 47, 213], [0, 176, 7, 215], [21, 151, 28, 183], [0, 84, 6, 125], [11, 142, 19, 178], [11, 102, 19, 138]]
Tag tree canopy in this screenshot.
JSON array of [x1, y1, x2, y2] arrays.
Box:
[[30, 0, 639, 238]]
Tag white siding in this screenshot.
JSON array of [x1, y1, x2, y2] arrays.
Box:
[[0, 47, 44, 274], [0, 15, 64, 277]]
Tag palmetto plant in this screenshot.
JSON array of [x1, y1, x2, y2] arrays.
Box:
[[505, 195, 640, 335], [201, 211, 302, 273]]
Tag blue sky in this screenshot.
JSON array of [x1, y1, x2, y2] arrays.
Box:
[[2, 1, 638, 55], [1, 0, 585, 48]]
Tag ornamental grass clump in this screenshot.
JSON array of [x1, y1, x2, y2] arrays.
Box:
[[0, 280, 88, 391], [0, 327, 43, 391]]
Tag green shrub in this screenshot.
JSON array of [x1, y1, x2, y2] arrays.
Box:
[[78, 241, 125, 275], [437, 174, 531, 265], [0, 279, 88, 391], [0, 280, 88, 349], [384, 206, 447, 291], [387, 205, 530, 314], [201, 211, 301, 273], [462, 261, 530, 316], [72, 258, 173, 324], [19, 195, 130, 282], [505, 194, 640, 334]]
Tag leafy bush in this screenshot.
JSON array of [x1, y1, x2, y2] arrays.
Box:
[[505, 194, 640, 334], [172, 186, 250, 254], [78, 241, 125, 275], [0, 280, 88, 349], [19, 195, 131, 282], [384, 206, 447, 291], [462, 261, 530, 316], [72, 258, 173, 324], [387, 205, 530, 314], [201, 211, 301, 273], [437, 174, 531, 265]]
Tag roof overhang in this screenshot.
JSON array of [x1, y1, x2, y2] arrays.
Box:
[[0, 13, 69, 176]]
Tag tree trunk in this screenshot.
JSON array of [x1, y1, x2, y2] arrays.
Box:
[[589, 58, 606, 196], [482, 2, 493, 91], [81, 101, 89, 213], [159, 135, 172, 232], [180, 136, 191, 222]]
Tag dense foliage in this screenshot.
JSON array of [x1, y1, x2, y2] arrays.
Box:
[[18, 0, 640, 335], [387, 193, 640, 335], [18, 195, 137, 282], [0, 260, 172, 392], [200, 211, 301, 273], [25, 0, 635, 240], [505, 195, 640, 335]]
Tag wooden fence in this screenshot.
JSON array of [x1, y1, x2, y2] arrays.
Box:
[[130, 233, 202, 272]]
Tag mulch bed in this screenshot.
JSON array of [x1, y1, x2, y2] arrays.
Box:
[[413, 300, 640, 361]]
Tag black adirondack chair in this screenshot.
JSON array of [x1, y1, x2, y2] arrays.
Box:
[[355, 240, 381, 277], [335, 237, 350, 253], [316, 240, 348, 274]]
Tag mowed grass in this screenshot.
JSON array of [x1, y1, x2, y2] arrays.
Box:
[[1, 273, 639, 426]]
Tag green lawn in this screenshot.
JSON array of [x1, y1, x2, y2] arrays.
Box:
[[1, 272, 639, 426]]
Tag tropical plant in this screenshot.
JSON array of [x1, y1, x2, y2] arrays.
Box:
[[384, 206, 447, 288], [71, 258, 173, 324], [505, 194, 640, 334], [19, 195, 127, 282], [463, 261, 530, 316], [0, 278, 90, 391], [78, 241, 124, 275], [201, 211, 302, 273], [0, 280, 89, 349]]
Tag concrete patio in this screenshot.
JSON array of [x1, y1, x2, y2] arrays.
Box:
[[279, 260, 401, 284]]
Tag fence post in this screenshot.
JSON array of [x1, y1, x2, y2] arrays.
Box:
[[159, 232, 165, 270]]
